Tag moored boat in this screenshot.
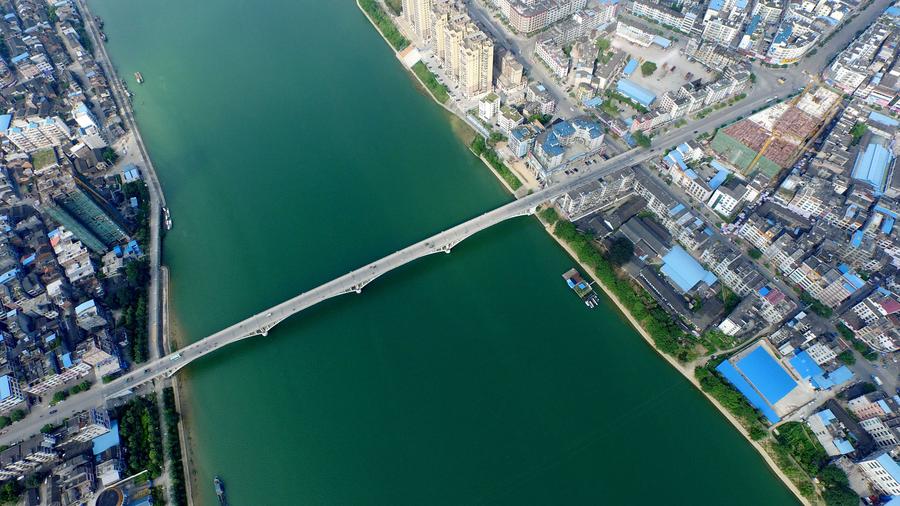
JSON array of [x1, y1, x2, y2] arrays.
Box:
[[214, 476, 225, 504], [562, 268, 600, 308]]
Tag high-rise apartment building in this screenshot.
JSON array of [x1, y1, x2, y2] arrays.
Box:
[[433, 4, 493, 98], [402, 0, 434, 41]]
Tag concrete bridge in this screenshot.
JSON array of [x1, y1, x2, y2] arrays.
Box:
[[0, 86, 801, 447], [106, 142, 655, 394]]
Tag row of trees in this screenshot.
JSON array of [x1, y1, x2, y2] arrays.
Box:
[[163, 388, 188, 506], [549, 217, 696, 362], [695, 361, 768, 440], [116, 395, 164, 478], [358, 0, 409, 51], [103, 259, 151, 363], [471, 137, 523, 190]]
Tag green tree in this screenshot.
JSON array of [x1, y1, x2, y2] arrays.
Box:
[[837, 350, 856, 365], [633, 131, 651, 148], [9, 410, 25, 422], [748, 247, 762, 259], [822, 486, 858, 506], [849, 122, 867, 146], [385, 0, 401, 15], [539, 207, 559, 225], [101, 147, 118, 164], [640, 61, 657, 77], [51, 390, 69, 404], [818, 465, 849, 488], [0, 481, 21, 504], [0, 416, 9, 429], [606, 237, 634, 266]]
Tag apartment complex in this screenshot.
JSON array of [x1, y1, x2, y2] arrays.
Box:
[[489, 0, 588, 34], [403, 0, 434, 40], [433, 3, 494, 97], [1, 115, 71, 153]]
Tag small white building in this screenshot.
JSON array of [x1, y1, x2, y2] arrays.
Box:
[[478, 93, 500, 122]]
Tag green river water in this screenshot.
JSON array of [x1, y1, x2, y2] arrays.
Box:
[[87, 0, 798, 504]]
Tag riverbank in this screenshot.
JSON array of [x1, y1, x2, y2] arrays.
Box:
[[536, 213, 809, 505], [355, 4, 807, 505], [355, 0, 527, 197]]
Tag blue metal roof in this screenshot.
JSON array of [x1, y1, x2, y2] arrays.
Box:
[[668, 203, 685, 216], [552, 121, 576, 137], [660, 245, 718, 292], [851, 141, 893, 192], [883, 217, 895, 234], [876, 453, 900, 484], [817, 409, 836, 423], [736, 346, 797, 405], [666, 149, 688, 170], [0, 268, 17, 284], [745, 14, 761, 35], [616, 79, 656, 107], [716, 360, 780, 423], [790, 350, 824, 380], [887, 5, 900, 16], [869, 111, 899, 127], [709, 0, 724, 10], [830, 366, 854, 385], [10, 52, 28, 64], [61, 353, 72, 368], [773, 24, 793, 44], [851, 230, 863, 248], [623, 59, 639, 76], [0, 375, 13, 400], [92, 420, 119, 456], [582, 96, 603, 107], [842, 271, 865, 292], [75, 299, 96, 314], [708, 168, 729, 190], [875, 205, 898, 218], [834, 438, 855, 454], [652, 36, 671, 48], [0, 114, 11, 132]]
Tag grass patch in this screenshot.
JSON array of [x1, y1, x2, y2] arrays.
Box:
[[358, 0, 409, 51], [471, 137, 522, 190], [412, 62, 449, 104]]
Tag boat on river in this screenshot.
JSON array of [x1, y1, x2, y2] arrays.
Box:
[[562, 268, 599, 308], [214, 476, 226, 504], [134, 71, 144, 84]]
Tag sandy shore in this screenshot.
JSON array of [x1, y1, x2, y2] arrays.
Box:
[[161, 268, 200, 506]]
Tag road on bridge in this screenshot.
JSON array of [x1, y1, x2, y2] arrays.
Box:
[[5, 0, 886, 442]]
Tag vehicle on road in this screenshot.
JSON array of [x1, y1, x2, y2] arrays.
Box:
[[170, 353, 182, 361], [873, 375, 884, 386]]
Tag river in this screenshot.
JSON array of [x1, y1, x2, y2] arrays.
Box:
[[87, 0, 798, 504]]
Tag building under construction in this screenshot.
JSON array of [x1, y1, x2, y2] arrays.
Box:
[[711, 86, 841, 179]]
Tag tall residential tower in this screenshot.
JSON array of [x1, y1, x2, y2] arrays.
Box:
[[402, 0, 434, 41]]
